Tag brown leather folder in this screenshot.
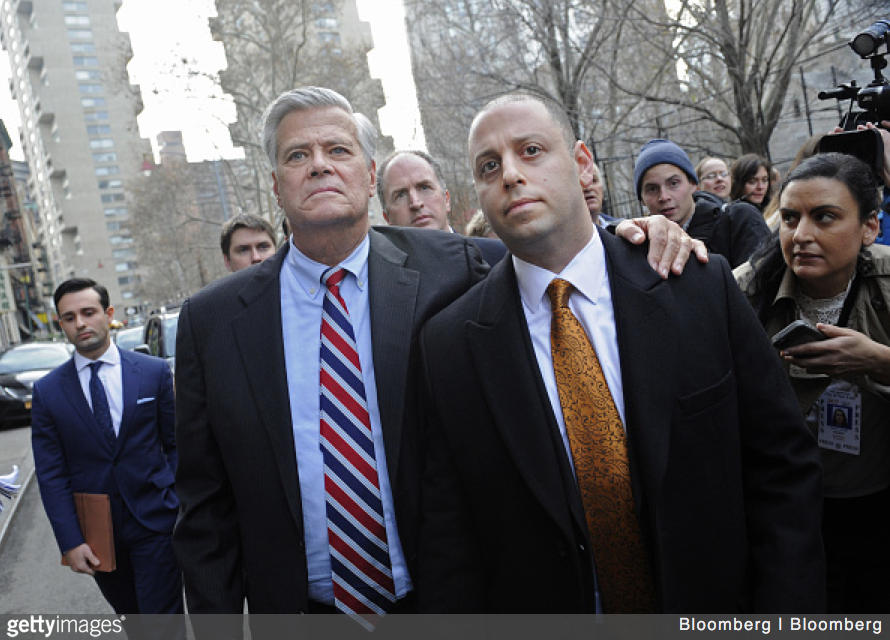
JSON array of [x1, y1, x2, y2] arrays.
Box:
[[60, 492, 116, 572]]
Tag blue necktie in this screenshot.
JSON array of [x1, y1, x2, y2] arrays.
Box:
[[88, 361, 116, 447]]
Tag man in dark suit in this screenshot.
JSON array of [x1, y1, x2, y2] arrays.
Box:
[[31, 279, 184, 638], [416, 94, 825, 613], [174, 87, 712, 633], [172, 87, 490, 629]]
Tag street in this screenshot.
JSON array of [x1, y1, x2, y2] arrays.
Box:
[[0, 425, 112, 615]]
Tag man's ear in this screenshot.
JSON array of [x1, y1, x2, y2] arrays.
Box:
[[368, 160, 377, 198], [574, 141, 594, 187]]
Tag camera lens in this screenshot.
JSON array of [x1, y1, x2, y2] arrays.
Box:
[[851, 20, 890, 57]]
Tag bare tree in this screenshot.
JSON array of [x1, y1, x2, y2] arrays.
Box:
[[406, 0, 677, 221], [209, 0, 389, 226], [129, 163, 229, 306], [605, 0, 883, 156]]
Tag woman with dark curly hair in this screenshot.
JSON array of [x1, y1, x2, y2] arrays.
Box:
[[730, 153, 772, 211], [735, 152, 890, 613]]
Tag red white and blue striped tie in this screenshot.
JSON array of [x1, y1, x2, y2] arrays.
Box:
[[319, 267, 396, 626]]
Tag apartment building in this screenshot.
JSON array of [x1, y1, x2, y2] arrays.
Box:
[[0, 0, 152, 317]]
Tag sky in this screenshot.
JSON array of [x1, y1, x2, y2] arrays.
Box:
[[0, 0, 424, 163]]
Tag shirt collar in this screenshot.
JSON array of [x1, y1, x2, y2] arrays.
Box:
[[513, 230, 606, 314], [284, 234, 371, 298], [74, 342, 120, 373]]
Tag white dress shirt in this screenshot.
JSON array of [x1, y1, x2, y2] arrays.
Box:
[[513, 231, 623, 615], [513, 231, 626, 457], [74, 343, 123, 437], [280, 235, 412, 604]]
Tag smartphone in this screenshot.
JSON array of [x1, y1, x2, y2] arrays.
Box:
[[771, 320, 827, 350]]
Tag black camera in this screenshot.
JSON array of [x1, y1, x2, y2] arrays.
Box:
[[818, 20, 890, 129], [816, 20, 890, 176]]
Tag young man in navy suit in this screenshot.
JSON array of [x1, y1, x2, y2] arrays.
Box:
[[31, 279, 184, 637]]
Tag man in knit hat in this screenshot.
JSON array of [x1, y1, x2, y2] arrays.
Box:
[[634, 139, 769, 268]]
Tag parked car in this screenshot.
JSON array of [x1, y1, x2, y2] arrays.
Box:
[[113, 325, 144, 351], [137, 308, 179, 374], [0, 342, 73, 429]]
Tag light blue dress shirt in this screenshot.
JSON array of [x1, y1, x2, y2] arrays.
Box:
[[74, 343, 123, 437], [280, 235, 412, 604]]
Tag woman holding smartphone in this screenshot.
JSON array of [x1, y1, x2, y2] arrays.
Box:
[[735, 151, 890, 613]]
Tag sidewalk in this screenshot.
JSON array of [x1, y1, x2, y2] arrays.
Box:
[[0, 426, 36, 555]]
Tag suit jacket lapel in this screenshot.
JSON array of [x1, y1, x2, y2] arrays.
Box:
[[367, 229, 417, 493], [58, 358, 113, 453], [116, 351, 140, 451], [466, 258, 582, 540], [601, 230, 678, 511], [231, 248, 305, 532]]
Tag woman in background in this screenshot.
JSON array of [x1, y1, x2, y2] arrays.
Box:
[[730, 154, 772, 211], [695, 157, 732, 200]]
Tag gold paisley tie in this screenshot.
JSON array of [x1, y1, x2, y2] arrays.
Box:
[[546, 278, 656, 613]]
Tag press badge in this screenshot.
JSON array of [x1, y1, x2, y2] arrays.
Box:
[[817, 384, 861, 455]]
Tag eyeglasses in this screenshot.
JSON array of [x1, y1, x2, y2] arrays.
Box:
[[702, 171, 730, 180]]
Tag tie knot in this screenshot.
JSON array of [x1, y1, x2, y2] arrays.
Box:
[[322, 267, 347, 291], [546, 278, 574, 311], [89, 361, 103, 375]]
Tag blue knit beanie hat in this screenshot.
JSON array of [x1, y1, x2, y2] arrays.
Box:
[[633, 139, 698, 200]]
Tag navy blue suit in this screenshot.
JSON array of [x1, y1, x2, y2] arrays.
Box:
[[31, 348, 184, 628]]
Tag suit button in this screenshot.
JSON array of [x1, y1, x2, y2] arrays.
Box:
[[555, 541, 567, 557], [579, 544, 586, 552]]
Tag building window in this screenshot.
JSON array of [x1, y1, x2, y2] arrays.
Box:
[[101, 193, 125, 203], [73, 56, 98, 66], [84, 110, 108, 121], [115, 262, 137, 272], [93, 152, 117, 163], [104, 207, 127, 216], [79, 84, 104, 94], [95, 165, 119, 176], [81, 97, 106, 108], [113, 248, 135, 259], [63, 1, 88, 11], [315, 17, 338, 29], [70, 42, 95, 53], [317, 32, 340, 44], [90, 139, 114, 149], [107, 222, 126, 231], [98, 179, 123, 190], [64, 15, 90, 26], [67, 29, 92, 39], [75, 70, 100, 81], [87, 124, 111, 135]]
